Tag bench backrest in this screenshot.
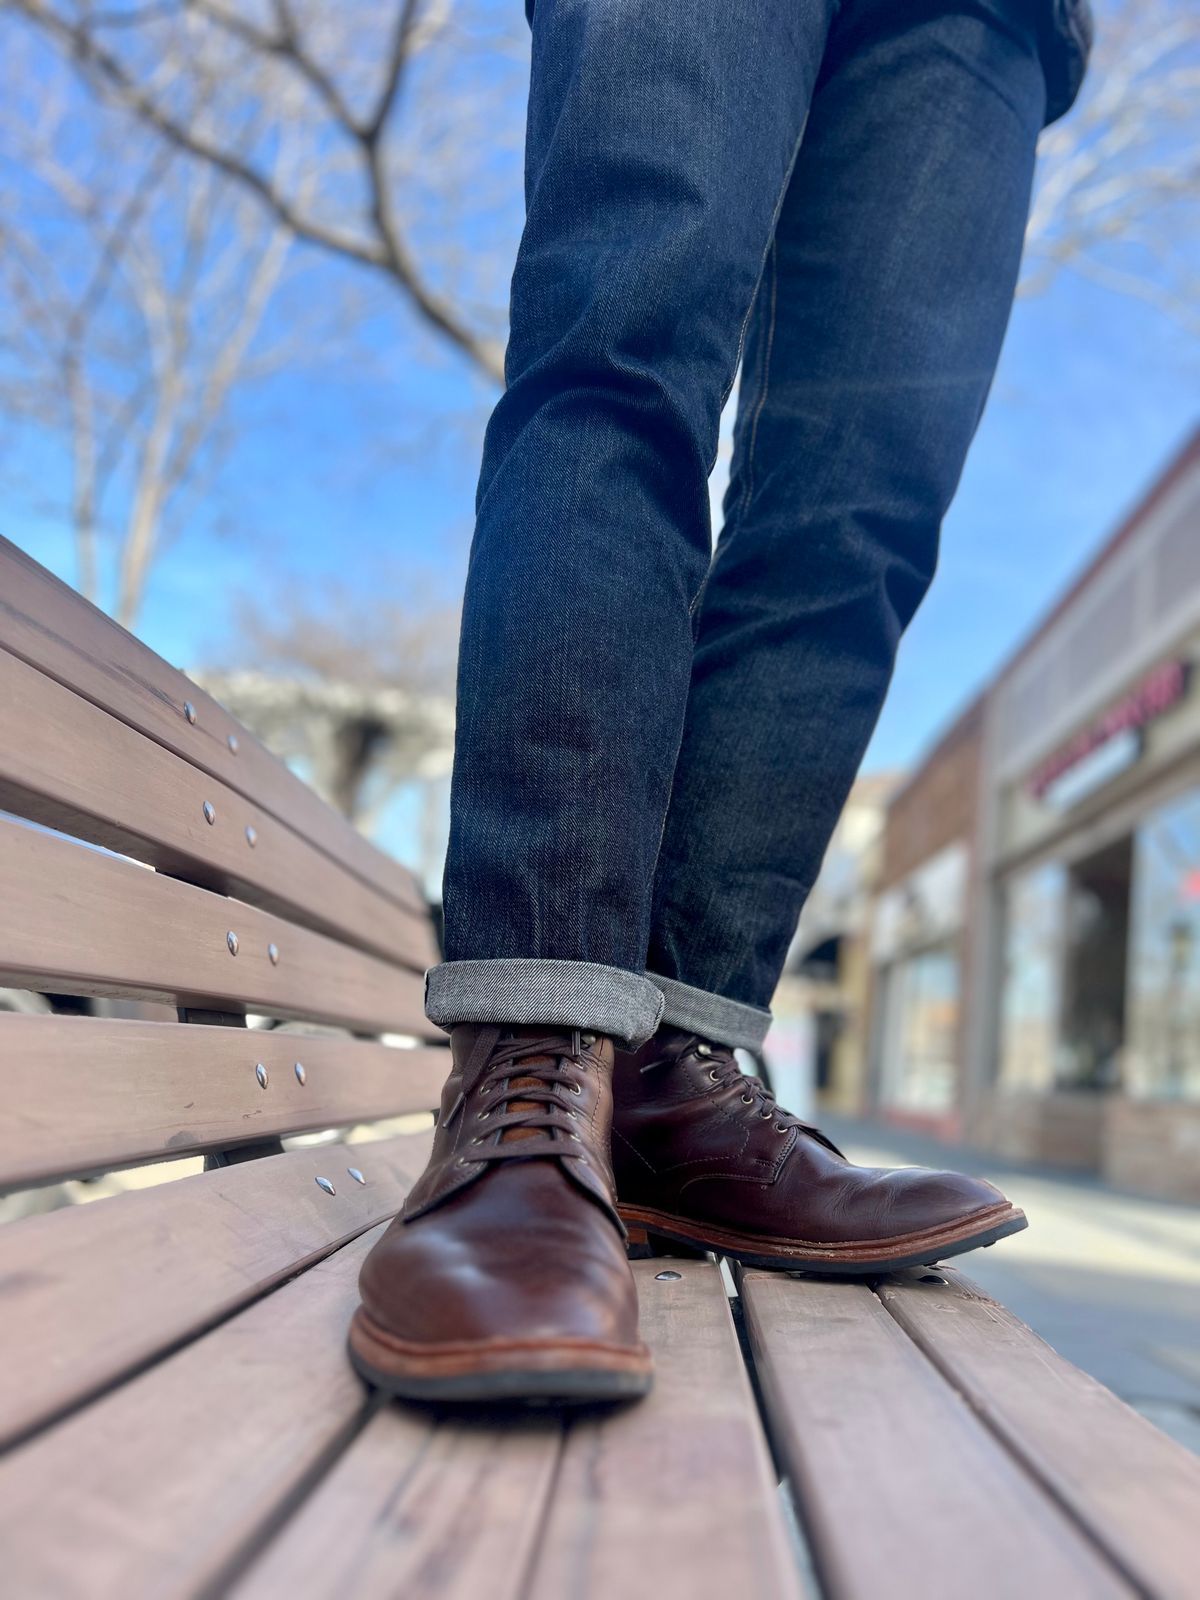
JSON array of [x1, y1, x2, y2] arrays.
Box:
[[0, 536, 446, 1446]]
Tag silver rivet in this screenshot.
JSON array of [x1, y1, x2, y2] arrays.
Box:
[[315, 1176, 335, 1195], [183, 701, 196, 724], [655, 1270, 682, 1281], [244, 825, 257, 848], [347, 1167, 366, 1185], [695, 1043, 713, 1057], [267, 942, 280, 966], [227, 734, 239, 754], [202, 800, 216, 825], [255, 1062, 268, 1089], [294, 1061, 306, 1086], [580, 1032, 597, 1046], [226, 931, 239, 956]]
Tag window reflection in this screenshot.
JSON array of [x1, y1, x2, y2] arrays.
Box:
[[1127, 791, 1200, 1101], [880, 944, 959, 1113], [999, 863, 1066, 1092]]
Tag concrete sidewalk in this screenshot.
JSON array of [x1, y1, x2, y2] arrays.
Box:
[[821, 1113, 1200, 1456]]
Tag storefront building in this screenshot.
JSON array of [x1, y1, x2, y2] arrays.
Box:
[[979, 428, 1200, 1199], [866, 700, 986, 1139], [769, 773, 900, 1121]]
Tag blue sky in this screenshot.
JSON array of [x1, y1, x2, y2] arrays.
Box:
[[5, 4, 1199, 869]]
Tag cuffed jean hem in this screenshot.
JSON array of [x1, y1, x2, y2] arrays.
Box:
[[648, 973, 773, 1052], [424, 959, 666, 1047]]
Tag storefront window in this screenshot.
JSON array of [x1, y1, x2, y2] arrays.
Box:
[[1126, 789, 1200, 1101], [879, 944, 959, 1113], [1060, 837, 1131, 1090], [999, 863, 1066, 1091]]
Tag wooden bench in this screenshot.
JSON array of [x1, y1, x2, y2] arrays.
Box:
[[1, 533, 1198, 1599]]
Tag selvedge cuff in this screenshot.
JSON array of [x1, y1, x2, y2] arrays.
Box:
[[425, 958, 665, 1047], [647, 973, 772, 1052]]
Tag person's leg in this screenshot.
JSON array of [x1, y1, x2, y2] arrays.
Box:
[[612, 0, 1046, 1272], [426, 0, 836, 1048], [645, 0, 1048, 1051], [354, 0, 841, 1402]]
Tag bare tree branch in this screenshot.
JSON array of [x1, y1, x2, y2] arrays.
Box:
[[7, 0, 506, 379], [1020, 0, 1200, 323]]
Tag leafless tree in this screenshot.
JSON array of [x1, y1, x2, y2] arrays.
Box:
[[199, 571, 459, 827], [3, 0, 1194, 646], [11, 0, 1200, 341], [4, 0, 526, 382], [0, 0, 525, 625], [0, 23, 315, 623], [1020, 0, 1200, 328]]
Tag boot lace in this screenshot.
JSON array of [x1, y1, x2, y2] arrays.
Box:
[[642, 1034, 844, 1156], [460, 1030, 594, 1163]]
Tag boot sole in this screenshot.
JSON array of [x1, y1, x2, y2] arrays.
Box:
[[347, 1307, 654, 1404], [618, 1201, 1027, 1276]]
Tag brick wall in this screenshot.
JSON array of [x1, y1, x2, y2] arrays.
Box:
[[975, 1090, 1105, 1171], [1103, 1099, 1200, 1202], [879, 699, 985, 890]]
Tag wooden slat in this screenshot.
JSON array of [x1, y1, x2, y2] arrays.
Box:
[[0, 1127, 431, 1450], [0, 817, 431, 1035], [0, 1014, 446, 1189], [0, 645, 435, 967], [234, 1397, 562, 1600], [0, 536, 423, 916], [879, 1269, 1200, 1600], [236, 1261, 802, 1600], [0, 1227, 390, 1599], [740, 1270, 1130, 1600], [526, 1261, 807, 1600]]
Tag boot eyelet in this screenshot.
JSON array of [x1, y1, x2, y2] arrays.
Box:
[[570, 1082, 583, 1096], [477, 1110, 491, 1121], [707, 1068, 721, 1082], [759, 1110, 772, 1119], [567, 1109, 579, 1120], [695, 1043, 713, 1057], [568, 1132, 581, 1142], [775, 1124, 788, 1134], [741, 1093, 754, 1104], [470, 1135, 484, 1144]]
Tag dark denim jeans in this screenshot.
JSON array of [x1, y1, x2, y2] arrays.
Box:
[[427, 0, 1050, 1049]]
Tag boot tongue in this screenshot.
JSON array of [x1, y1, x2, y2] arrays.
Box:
[[500, 1074, 547, 1144], [497, 1028, 568, 1145]]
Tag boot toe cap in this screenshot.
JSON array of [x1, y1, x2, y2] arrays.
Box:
[[358, 1191, 641, 1351], [872, 1165, 1013, 1238]]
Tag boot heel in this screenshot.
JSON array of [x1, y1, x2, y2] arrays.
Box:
[[625, 1226, 654, 1259]]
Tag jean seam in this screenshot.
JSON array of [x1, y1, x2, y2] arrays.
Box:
[[716, 110, 810, 429], [736, 237, 781, 529]]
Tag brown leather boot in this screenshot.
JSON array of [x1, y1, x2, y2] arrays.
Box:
[[349, 1024, 653, 1402], [612, 1027, 1026, 1274]]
